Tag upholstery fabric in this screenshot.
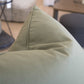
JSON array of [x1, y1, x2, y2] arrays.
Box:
[[0, 0, 35, 22], [60, 13, 84, 47], [0, 6, 84, 84], [0, 21, 2, 34]]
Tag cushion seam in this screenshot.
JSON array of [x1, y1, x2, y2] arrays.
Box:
[[27, 7, 35, 50]]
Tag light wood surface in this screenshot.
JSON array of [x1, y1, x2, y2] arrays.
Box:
[[36, 0, 53, 17], [54, 0, 84, 14]]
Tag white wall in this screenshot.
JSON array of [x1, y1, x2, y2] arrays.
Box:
[[43, 0, 55, 6]]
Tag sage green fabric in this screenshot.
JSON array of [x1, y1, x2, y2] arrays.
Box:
[[0, 6, 84, 84], [9, 6, 73, 52]]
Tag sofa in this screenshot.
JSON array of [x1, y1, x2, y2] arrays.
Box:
[[0, 6, 84, 84]]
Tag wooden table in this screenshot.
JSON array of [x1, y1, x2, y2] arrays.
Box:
[[53, 0, 84, 20]]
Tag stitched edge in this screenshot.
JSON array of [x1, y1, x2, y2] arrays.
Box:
[[27, 6, 35, 50]]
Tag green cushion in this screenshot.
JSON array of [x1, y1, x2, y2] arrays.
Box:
[[0, 6, 84, 84], [9, 6, 75, 52]]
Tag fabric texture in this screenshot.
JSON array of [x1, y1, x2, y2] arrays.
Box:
[[60, 13, 84, 47], [0, 21, 2, 34], [0, 0, 35, 22], [0, 6, 84, 84]]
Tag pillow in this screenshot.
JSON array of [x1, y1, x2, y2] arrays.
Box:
[[9, 6, 78, 52], [0, 6, 84, 84]]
